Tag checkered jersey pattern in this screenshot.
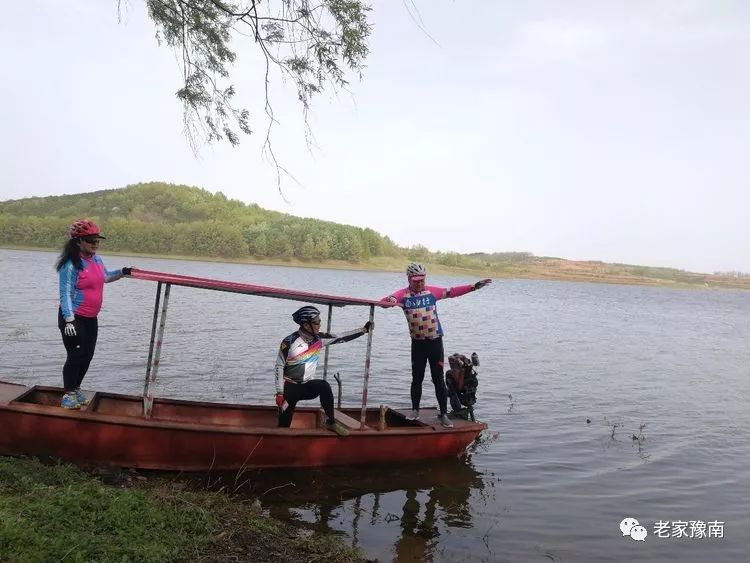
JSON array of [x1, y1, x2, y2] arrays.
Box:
[[384, 283, 475, 340], [401, 289, 445, 340]]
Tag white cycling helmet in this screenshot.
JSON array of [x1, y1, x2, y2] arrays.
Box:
[[406, 262, 427, 277]]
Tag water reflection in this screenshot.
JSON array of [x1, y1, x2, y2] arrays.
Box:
[[203, 456, 488, 562]]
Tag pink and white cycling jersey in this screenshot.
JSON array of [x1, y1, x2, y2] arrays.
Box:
[[59, 255, 123, 319], [274, 327, 368, 393], [385, 284, 474, 340]]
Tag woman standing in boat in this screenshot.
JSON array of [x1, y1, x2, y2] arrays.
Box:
[[275, 306, 371, 436], [56, 219, 132, 409], [381, 262, 491, 427]]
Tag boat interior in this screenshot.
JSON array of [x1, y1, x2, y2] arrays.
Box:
[[1, 382, 458, 432]]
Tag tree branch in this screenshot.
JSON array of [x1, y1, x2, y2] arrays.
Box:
[[142, 0, 371, 192]]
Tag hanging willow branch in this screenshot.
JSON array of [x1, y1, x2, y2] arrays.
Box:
[[142, 0, 371, 156]]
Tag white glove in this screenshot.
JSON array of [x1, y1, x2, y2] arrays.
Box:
[[64, 322, 77, 337]]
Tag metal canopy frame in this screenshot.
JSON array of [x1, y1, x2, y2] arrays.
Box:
[[134, 268, 389, 430]]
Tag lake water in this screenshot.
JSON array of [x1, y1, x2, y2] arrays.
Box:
[[2, 248, 749, 562]]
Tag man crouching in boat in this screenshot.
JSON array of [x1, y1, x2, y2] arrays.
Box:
[[275, 306, 372, 437]]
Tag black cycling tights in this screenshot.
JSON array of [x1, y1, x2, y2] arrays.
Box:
[[410, 337, 448, 414], [58, 312, 98, 392], [279, 379, 335, 427]]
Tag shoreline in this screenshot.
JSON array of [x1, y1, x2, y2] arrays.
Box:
[[0, 455, 365, 562], [2, 244, 748, 290]]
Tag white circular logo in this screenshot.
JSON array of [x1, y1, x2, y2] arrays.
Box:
[[630, 525, 648, 541], [620, 517, 639, 536], [620, 517, 648, 541]]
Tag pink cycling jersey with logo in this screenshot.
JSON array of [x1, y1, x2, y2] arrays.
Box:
[[386, 284, 474, 340], [59, 255, 123, 319]]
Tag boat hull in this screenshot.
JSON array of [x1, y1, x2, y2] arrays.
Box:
[[0, 382, 487, 471]]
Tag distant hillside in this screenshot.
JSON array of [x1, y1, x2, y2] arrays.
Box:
[[0, 182, 400, 261], [1, 182, 748, 290]]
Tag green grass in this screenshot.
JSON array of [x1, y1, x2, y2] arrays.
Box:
[[0, 457, 364, 563], [0, 458, 213, 562]]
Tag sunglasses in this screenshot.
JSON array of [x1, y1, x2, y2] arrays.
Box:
[[310, 318, 322, 326], [81, 238, 101, 245]]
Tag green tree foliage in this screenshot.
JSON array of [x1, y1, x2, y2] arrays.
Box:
[[3, 183, 734, 287], [407, 244, 430, 262], [143, 1, 372, 148], [0, 182, 395, 263], [0, 181, 526, 272]]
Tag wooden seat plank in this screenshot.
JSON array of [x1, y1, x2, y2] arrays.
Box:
[[333, 409, 362, 430]]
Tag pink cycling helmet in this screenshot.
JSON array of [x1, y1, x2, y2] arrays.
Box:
[[69, 219, 105, 239]]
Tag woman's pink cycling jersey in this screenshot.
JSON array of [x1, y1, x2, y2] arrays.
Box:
[[59, 255, 123, 319]]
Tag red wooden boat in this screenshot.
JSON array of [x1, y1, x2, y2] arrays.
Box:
[[0, 269, 487, 470]]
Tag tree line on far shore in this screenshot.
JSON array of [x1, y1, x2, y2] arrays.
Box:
[[0, 182, 518, 269], [4, 182, 741, 288]]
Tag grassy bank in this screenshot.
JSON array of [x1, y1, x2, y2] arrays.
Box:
[[0, 456, 364, 563]]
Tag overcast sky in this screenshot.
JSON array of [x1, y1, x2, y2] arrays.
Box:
[[1, 1, 748, 273]]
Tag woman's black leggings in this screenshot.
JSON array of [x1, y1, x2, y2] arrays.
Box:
[[279, 379, 335, 427], [411, 337, 448, 414], [58, 311, 98, 392]]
